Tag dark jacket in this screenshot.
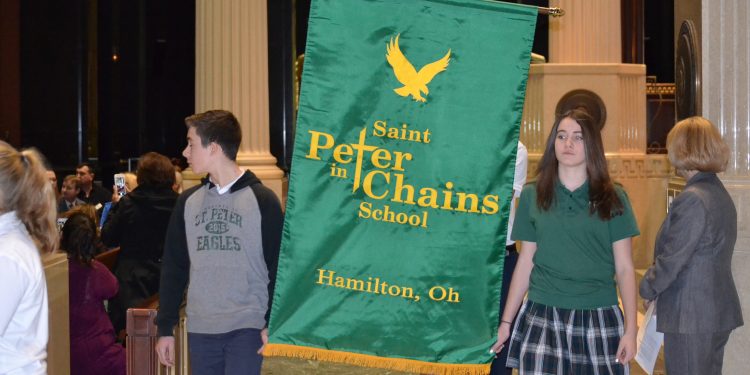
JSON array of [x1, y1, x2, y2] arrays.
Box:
[[101, 185, 178, 260], [58, 197, 86, 214], [78, 183, 112, 207], [640, 172, 743, 333], [155, 170, 283, 337], [101, 184, 178, 333]]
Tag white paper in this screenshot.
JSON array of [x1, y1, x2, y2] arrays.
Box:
[[635, 302, 664, 374]]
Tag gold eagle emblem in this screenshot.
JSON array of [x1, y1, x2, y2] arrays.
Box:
[[386, 34, 451, 102]]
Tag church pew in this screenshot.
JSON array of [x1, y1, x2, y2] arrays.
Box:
[[126, 307, 189, 375], [95, 247, 120, 270]]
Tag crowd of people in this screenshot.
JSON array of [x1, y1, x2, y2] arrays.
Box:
[[0, 109, 743, 375], [1, 144, 186, 373]]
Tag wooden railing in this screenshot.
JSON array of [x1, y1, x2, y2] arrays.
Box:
[[95, 247, 120, 271], [98, 248, 190, 375], [44, 252, 71, 375], [126, 307, 189, 375]]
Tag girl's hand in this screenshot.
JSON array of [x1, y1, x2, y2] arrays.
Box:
[[490, 321, 512, 356], [616, 330, 637, 364]]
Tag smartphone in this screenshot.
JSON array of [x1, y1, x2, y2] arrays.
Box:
[[56, 217, 68, 232], [114, 173, 126, 197]]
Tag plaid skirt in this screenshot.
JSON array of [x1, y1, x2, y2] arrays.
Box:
[[506, 300, 629, 375]]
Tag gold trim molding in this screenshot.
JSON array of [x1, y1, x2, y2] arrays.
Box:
[[527, 153, 671, 180]]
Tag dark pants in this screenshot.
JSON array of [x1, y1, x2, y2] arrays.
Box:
[[664, 330, 731, 375], [490, 244, 518, 375], [188, 328, 264, 375], [109, 258, 161, 334]]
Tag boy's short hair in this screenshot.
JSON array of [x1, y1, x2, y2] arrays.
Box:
[[667, 116, 730, 173], [185, 110, 242, 161], [76, 162, 96, 174], [63, 175, 82, 190]]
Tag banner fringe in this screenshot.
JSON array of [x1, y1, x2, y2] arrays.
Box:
[[264, 343, 491, 375]]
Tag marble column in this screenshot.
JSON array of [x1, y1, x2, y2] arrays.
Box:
[[548, 0, 621, 63], [188, 0, 284, 198], [702, 0, 750, 372]]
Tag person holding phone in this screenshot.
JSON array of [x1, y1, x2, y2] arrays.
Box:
[[101, 152, 179, 334]]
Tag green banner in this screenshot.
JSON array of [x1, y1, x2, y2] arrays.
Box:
[[267, 0, 537, 373]]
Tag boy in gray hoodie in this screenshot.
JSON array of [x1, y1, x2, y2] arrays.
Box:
[[155, 110, 283, 374]]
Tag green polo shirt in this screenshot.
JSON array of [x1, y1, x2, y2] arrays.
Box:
[[511, 181, 639, 309]]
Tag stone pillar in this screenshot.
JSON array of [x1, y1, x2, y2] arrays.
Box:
[[702, 0, 750, 372], [549, 0, 621, 63], [191, 0, 284, 198]]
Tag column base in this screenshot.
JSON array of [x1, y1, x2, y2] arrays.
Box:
[[236, 152, 285, 200]]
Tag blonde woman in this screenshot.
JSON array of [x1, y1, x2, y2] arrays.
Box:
[[0, 141, 58, 374], [640, 116, 743, 374]]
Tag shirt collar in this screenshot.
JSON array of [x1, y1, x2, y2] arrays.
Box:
[[211, 172, 244, 195], [555, 178, 589, 197], [685, 171, 717, 187], [0, 211, 23, 234]]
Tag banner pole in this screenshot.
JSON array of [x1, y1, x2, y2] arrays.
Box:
[[538, 6, 565, 17], [486, 1, 565, 17]]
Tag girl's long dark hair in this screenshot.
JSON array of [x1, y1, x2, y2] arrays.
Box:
[[535, 109, 623, 220], [60, 213, 106, 266]]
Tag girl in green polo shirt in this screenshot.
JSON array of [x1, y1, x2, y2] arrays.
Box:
[[490, 109, 639, 375]]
